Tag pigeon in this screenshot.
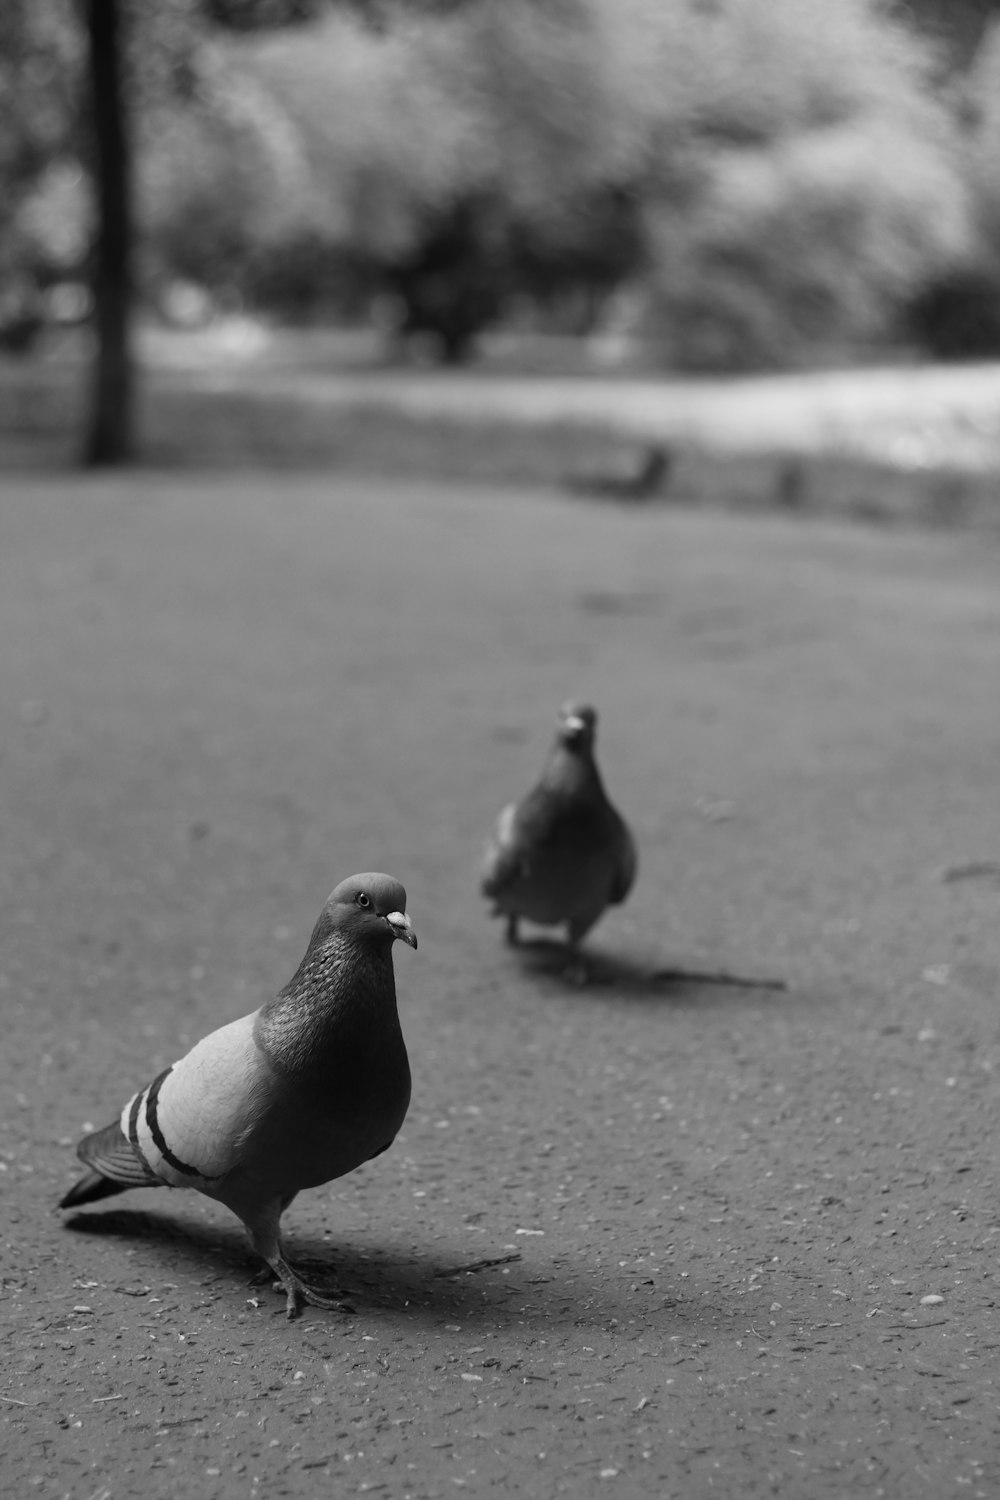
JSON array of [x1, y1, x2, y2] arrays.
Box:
[[58, 872, 417, 1318], [481, 703, 637, 963], [567, 443, 672, 503]]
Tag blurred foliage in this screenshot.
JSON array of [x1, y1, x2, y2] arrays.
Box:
[[0, 0, 204, 336], [145, 0, 980, 366], [966, 18, 1000, 251], [633, 0, 973, 366], [904, 15, 1000, 358], [203, 0, 327, 27], [0, 0, 81, 337], [0, 1, 80, 190], [7, 0, 1000, 367]]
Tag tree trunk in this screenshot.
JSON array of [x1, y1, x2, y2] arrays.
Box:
[[84, 0, 135, 466]]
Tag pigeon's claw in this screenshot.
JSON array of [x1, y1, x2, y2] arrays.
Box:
[[292, 1284, 358, 1319], [270, 1257, 357, 1319], [563, 956, 591, 987]]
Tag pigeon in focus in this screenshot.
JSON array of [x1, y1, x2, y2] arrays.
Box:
[[481, 703, 637, 965], [58, 873, 417, 1318]]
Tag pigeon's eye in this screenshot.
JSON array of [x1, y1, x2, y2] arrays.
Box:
[[356, 892, 371, 909]]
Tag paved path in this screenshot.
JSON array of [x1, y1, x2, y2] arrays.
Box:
[[3, 472, 1000, 1498]]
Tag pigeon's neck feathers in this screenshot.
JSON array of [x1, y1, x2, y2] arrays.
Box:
[[255, 931, 398, 1076], [543, 741, 605, 801]]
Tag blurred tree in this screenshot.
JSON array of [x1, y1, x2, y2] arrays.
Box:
[[204, 0, 326, 24], [73, 0, 484, 460], [0, 1, 80, 213], [906, 14, 1000, 358], [0, 0, 81, 348], [81, 0, 319, 464], [1, 0, 989, 422], [629, 0, 973, 368], [965, 17, 1000, 248], [902, 0, 1000, 69], [221, 0, 655, 356], [84, 0, 135, 463], [220, 0, 973, 368]]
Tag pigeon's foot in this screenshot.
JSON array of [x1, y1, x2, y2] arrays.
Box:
[[269, 1256, 357, 1320], [505, 914, 520, 946], [282, 1278, 357, 1320], [563, 952, 591, 987]]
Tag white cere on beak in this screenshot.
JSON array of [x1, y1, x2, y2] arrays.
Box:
[[386, 911, 418, 949]]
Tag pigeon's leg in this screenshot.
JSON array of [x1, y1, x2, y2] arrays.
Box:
[[563, 948, 590, 987], [564, 912, 600, 985], [242, 1199, 355, 1319], [246, 1192, 299, 1287], [505, 914, 520, 946]]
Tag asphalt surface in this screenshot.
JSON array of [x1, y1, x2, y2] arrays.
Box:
[[3, 471, 1000, 1498]]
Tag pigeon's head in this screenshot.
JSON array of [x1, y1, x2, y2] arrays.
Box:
[[556, 701, 598, 753], [322, 872, 417, 951]]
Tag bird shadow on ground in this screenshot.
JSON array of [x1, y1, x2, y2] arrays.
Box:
[[60, 1206, 717, 1333], [62, 1205, 257, 1280], [507, 937, 792, 1005]]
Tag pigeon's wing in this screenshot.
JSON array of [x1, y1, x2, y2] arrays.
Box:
[[480, 802, 527, 897], [120, 1013, 267, 1189], [480, 786, 567, 898], [608, 817, 638, 905]]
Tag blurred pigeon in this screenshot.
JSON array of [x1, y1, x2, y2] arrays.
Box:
[[481, 703, 637, 962], [775, 456, 807, 510], [58, 873, 417, 1318], [567, 443, 672, 503]]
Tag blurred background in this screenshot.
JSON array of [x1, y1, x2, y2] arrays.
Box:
[[4, 0, 1000, 502]]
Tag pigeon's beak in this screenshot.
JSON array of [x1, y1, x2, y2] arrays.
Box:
[[386, 911, 417, 949], [563, 715, 586, 735]]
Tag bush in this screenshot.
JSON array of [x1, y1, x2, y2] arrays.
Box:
[[896, 17, 1000, 360], [645, 116, 971, 369], [906, 268, 1000, 358], [966, 16, 1000, 249], [635, 0, 973, 368], [136, 0, 976, 369]]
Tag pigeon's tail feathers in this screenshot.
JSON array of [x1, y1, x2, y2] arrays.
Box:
[[58, 1170, 131, 1210], [58, 1120, 163, 1208], [77, 1119, 161, 1183]]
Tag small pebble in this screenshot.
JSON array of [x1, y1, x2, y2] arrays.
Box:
[[921, 965, 950, 986], [695, 797, 735, 822], [920, 1294, 945, 1306]]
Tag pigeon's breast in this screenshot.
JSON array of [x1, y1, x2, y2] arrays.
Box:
[[499, 853, 613, 924], [235, 1026, 412, 1195], [495, 804, 624, 924]]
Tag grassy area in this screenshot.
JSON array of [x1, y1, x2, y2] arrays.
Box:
[[1, 339, 998, 532]]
